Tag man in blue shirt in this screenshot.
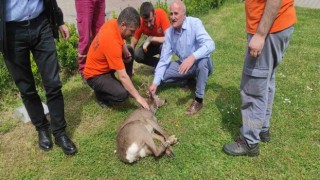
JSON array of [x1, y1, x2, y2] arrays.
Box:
[[148, 0, 215, 115], [0, 0, 77, 155]]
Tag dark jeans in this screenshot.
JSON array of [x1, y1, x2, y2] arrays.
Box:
[[4, 13, 66, 137], [134, 43, 162, 67], [87, 72, 129, 103]]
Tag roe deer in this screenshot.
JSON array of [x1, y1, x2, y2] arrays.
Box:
[[116, 93, 178, 163]]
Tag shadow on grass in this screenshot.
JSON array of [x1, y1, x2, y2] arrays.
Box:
[[62, 85, 92, 137], [214, 85, 242, 138], [62, 82, 140, 137]]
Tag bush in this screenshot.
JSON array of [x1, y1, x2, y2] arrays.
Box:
[[0, 54, 15, 95], [184, 0, 224, 16], [56, 23, 79, 77], [155, 0, 170, 15]]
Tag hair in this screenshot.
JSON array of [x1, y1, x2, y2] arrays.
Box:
[[140, 2, 155, 19], [171, 0, 186, 15], [117, 7, 140, 27]]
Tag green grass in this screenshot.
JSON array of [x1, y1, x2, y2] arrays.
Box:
[[1, 3, 319, 179]]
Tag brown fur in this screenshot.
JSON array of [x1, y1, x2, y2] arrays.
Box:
[[116, 94, 178, 163]]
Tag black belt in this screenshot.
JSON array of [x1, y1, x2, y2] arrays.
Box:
[[6, 12, 46, 27]]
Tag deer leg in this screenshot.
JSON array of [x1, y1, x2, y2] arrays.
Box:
[[146, 117, 170, 139], [143, 135, 168, 157], [152, 133, 175, 158]]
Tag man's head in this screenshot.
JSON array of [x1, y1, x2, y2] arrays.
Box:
[[169, 0, 186, 31], [140, 2, 155, 30], [117, 7, 141, 39]]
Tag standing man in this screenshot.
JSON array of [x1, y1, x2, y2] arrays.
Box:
[[75, 0, 105, 83], [223, 0, 296, 156], [83, 7, 149, 110], [148, 0, 215, 115], [0, 0, 77, 155], [130, 1, 170, 68]]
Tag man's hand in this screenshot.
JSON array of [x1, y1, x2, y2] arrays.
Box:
[[148, 83, 158, 97], [143, 36, 153, 53], [136, 96, 150, 110], [179, 54, 196, 74], [248, 34, 265, 58], [123, 45, 132, 63], [58, 24, 70, 40]]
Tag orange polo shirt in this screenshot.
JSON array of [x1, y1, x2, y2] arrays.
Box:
[[84, 19, 125, 79], [245, 0, 297, 34], [133, 8, 170, 40]]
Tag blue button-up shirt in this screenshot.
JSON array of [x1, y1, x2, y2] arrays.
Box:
[[5, 0, 44, 22], [153, 16, 215, 85]]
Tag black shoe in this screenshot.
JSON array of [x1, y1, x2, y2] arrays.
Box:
[[38, 130, 53, 151], [223, 136, 259, 156], [97, 100, 112, 108], [55, 135, 77, 155], [259, 130, 270, 142]]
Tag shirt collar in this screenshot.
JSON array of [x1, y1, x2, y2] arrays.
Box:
[[173, 16, 187, 34]]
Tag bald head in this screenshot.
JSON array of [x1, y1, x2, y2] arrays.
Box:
[[170, 0, 186, 31], [170, 0, 186, 15]]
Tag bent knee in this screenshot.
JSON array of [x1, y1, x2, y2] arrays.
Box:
[[114, 90, 129, 102]]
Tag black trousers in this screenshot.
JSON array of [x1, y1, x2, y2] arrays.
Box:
[[134, 43, 162, 67], [4, 13, 66, 137]]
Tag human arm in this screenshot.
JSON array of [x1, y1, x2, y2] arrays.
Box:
[[116, 69, 149, 109], [130, 37, 139, 49], [248, 0, 282, 58], [152, 28, 173, 85], [122, 44, 132, 63], [148, 83, 158, 96]]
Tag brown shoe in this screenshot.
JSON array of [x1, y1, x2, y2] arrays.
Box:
[[185, 100, 203, 115]]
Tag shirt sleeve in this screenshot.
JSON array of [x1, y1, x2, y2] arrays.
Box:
[[153, 28, 173, 85], [192, 19, 215, 60]]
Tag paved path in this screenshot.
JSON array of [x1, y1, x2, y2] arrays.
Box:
[[294, 0, 320, 9], [57, 0, 173, 25], [57, 0, 320, 25]]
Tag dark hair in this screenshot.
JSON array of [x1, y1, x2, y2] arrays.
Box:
[[117, 7, 140, 27], [140, 2, 154, 19]]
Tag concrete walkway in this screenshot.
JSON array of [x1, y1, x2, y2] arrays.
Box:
[[57, 0, 320, 25], [57, 0, 173, 25], [295, 0, 320, 9]]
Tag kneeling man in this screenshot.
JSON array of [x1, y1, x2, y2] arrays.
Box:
[[84, 7, 149, 109], [148, 1, 215, 115]]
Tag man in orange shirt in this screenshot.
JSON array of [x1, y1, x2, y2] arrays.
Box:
[[130, 2, 170, 68], [83, 7, 149, 109], [223, 0, 296, 156]]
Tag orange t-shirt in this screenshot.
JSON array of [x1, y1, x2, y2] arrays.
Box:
[[245, 0, 297, 34], [84, 19, 125, 79], [133, 8, 170, 40]]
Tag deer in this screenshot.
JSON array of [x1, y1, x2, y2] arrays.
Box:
[[116, 93, 178, 163]]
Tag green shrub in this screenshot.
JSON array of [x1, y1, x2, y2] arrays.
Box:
[[155, 0, 169, 15], [56, 23, 79, 77], [184, 0, 224, 16], [0, 54, 16, 97]]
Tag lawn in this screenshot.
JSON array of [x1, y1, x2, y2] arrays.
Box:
[[0, 2, 319, 179]]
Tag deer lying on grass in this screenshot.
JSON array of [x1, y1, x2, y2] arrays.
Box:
[[116, 93, 178, 163]]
